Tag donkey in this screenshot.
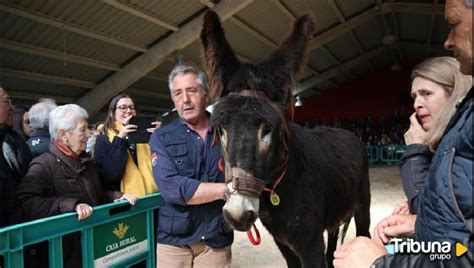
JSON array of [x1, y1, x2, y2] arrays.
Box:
[[200, 11, 371, 268]]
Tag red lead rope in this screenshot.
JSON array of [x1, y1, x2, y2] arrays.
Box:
[[246, 223, 261, 245]]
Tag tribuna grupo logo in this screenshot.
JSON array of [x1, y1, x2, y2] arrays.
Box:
[[390, 238, 468, 261]]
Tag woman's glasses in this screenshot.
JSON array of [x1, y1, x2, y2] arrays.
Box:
[[116, 105, 136, 112]]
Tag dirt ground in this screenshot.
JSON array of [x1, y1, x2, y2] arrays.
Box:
[[231, 165, 406, 267]]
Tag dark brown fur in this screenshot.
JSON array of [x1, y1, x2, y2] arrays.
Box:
[[201, 11, 371, 268]]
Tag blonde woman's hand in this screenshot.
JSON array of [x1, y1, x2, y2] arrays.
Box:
[[75, 203, 93, 221], [392, 200, 411, 215], [404, 113, 427, 145], [115, 193, 138, 205], [373, 214, 416, 245], [147, 121, 162, 133]]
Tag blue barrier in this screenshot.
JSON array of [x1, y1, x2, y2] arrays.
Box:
[[366, 144, 406, 165]]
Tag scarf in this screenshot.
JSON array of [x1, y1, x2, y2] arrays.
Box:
[[53, 141, 80, 159], [107, 122, 158, 196]]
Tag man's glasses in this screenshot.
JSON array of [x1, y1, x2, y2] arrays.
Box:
[[116, 105, 136, 112], [0, 98, 12, 106]]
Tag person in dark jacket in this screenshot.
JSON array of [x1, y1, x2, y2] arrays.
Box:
[[17, 104, 137, 268], [10, 106, 32, 142], [149, 65, 232, 267], [27, 98, 57, 158], [0, 87, 32, 228], [393, 57, 472, 215], [333, 0, 473, 267], [94, 94, 159, 197]]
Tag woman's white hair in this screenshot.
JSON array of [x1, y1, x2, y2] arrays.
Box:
[[49, 104, 88, 141]]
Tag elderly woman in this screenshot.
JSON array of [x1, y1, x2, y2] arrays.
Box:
[[94, 94, 159, 196], [17, 104, 136, 267]]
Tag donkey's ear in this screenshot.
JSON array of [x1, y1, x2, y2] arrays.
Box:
[[201, 10, 240, 101], [259, 13, 315, 103]]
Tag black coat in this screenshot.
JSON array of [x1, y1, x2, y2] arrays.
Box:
[[0, 125, 31, 227], [399, 144, 433, 214]]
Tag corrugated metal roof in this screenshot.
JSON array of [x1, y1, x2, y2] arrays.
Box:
[[235, 1, 293, 44], [399, 12, 431, 42], [308, 49, 339, 72], [282, 0, 340, 34], [351, 61, 372, 77], [336, 0, 376, 19], [0, 76, 87, 99], [1, 11, 137, 64], [0, 48, 110, 82], [325, 32, 360, 62], [0, 0, 453, 115], [221, 20, 274, 62], [352, 16, 386, 51]]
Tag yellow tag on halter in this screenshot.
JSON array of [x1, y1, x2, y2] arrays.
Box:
[[270, 192, 280, 206]]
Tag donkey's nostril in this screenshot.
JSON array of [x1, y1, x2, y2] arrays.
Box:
[[242, 210, 258, 225]]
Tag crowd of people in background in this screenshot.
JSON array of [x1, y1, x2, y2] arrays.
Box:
[[299, 109, 411, 147]]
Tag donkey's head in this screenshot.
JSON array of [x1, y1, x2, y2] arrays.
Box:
[[201, 11, 315, 231]]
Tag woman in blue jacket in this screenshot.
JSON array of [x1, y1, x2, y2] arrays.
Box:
[[395, 57, 472, 215]]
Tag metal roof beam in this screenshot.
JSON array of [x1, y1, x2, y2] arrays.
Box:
[[0, 39, 169, 82], [1, 68, 171, 101], [0, 67, 95, 88], [0, 2, 147, 52], [9, 91, 75, 103], [0, 39, 121, 71], [77, 0, 254, 115], [269, 0, 296, 22], [103, 0, 179, 31]]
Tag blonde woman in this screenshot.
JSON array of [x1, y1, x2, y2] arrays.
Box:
[[94, 94, 159, 196], [394, 57, 472, 215]]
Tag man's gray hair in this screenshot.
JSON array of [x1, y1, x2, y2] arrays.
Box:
[[168, 65, 208, 93], [49, 104, 88, 141], [466, 0, 473, 7], [29, 98, 57, 130]]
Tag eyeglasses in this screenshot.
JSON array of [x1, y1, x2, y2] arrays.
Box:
[[116, 105, 136, 112], [0, 98, 12, 106]]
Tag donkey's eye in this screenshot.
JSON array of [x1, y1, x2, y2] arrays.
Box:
[[262, 125, 272, 136], [262, 133, 271, 145], [262, 126, 272, 145]]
